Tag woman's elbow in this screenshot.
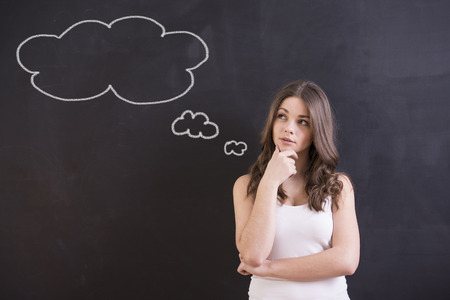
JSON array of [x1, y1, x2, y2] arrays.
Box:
[[237, 244, 268, 267], [245, 255, 265, 267], [340, 254, 359, 276], [342, 260, 359, 276], [240, 251, 266, 267]]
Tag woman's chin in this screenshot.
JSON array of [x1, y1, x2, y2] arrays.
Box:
[[278, 144, 296, 152]]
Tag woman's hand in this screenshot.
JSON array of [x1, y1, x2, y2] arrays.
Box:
[[263, 146, 298, 186], [237, 253, 271, 277]]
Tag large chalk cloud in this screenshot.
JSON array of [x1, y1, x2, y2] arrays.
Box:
[[16, 16, 209, 105]]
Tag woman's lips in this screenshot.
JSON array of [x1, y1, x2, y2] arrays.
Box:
[[280, 137, 295, 144]]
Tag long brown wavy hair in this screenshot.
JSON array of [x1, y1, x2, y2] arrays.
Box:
[[247, 80, 344, 211]]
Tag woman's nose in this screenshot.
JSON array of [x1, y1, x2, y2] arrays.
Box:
[[284, 127, 293, 134]]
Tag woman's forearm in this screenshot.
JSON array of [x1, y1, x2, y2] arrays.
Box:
[[237, 177, 279, 266], [265, 246, 359, 281]]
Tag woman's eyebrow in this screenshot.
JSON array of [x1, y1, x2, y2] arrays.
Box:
[[278, 107, 310, 118]]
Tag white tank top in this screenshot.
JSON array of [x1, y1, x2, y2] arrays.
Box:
[[248, 197, 349, 300]]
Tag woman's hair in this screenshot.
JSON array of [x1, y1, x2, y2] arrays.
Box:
[[247, 80, 344, 211]]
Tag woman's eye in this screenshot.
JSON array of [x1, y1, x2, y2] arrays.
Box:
[[298, 119, 309, 126], [277, 113, 286, 119]]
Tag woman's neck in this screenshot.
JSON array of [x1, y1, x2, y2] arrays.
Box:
[[281, 151, 310, 205], [282, 174, 309, 206]]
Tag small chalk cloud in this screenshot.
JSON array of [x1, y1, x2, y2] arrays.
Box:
[[171, 110, 219, 139], [16, 16, 209, 105], [224, 140, 247, 156]]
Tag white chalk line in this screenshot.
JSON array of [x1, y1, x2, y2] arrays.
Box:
[[224, 140, 248, 156], [16, 15, 209, 105], [171, 110, 219, 140]]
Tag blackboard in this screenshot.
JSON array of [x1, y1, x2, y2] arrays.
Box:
[[1, 0, 450, 299]]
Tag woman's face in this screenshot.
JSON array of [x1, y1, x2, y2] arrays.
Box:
[[272, 96, 313, 154]]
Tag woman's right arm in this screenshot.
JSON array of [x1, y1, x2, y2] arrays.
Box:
[[233, 174, 278, 267], [233, 148, 297, 267]]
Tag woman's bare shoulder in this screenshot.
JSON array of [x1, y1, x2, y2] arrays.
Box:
[[336, 173, 355, 208], [337, 173, 354, 193], [233, 174, 252, 199], [235, 174, 251, 185]]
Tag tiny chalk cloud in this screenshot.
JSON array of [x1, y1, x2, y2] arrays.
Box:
[[171, 110, 219, 140], [16, 16, 209, 105], [224, 140, 248, 156]]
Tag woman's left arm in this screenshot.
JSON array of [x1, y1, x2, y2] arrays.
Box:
[[237, 175, 360, 281]]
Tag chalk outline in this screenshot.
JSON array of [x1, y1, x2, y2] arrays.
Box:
[[171, 110, 219, 140], [16, 15, 209, 105], [224, 140, 248, 156]]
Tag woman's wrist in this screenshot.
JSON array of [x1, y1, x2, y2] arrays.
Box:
[[260, 174, 281, 191]]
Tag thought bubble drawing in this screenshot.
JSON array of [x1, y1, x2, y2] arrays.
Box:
[[16, 16, 209, 105], [171, 110, 219, 139], [224, 140, 248, 156]]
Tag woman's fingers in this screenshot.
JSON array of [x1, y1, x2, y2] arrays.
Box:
[[279, 149, 298, 160], [266, 147, 300, 184], [237, 263, 251, 276]]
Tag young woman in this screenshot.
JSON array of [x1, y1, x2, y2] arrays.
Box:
[[233, 80, 360, 299]]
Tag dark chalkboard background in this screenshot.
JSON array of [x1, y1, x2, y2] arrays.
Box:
[[1, 0, 450, 299]]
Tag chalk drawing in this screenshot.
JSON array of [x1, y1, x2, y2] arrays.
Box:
[[16, 16, 209, 105], [224, 140, 247, 156], [171, 110, 219, 140]]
